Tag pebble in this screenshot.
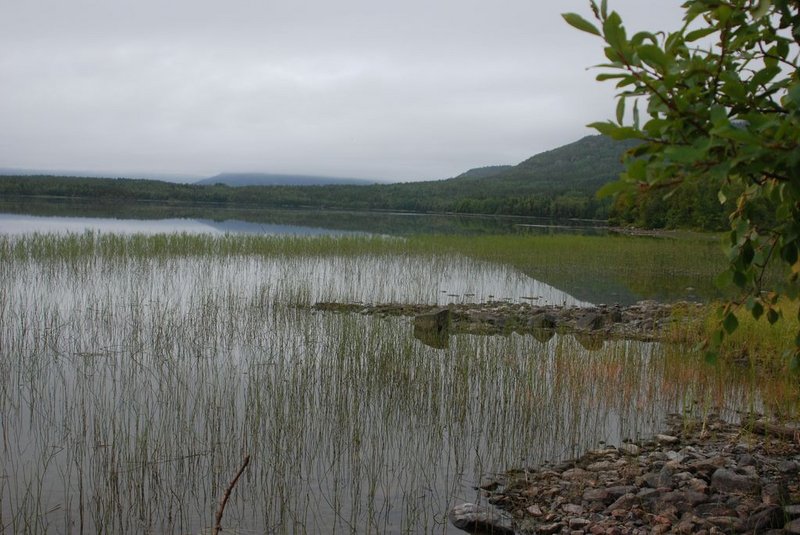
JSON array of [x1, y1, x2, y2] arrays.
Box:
[[449, 414, 800, 534]]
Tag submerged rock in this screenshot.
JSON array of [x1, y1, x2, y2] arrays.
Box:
[[448, 502, 515, 535]]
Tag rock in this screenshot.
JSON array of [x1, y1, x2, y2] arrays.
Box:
[[619, 443, 641, 456], [569, 517, 591, 529], [695, 503, 738, 518], [583, 488, 610, 502], [778, 460, 798, 474], [538, 522, 562, 534], [762, 481, 789, 505], [606, 492, 638, 513], [413, 307, 450, 348], [786, 518, 800, 534], [710, 468, 761, 495], [526, 504, 543, 517], [562, 503, 584, 515], [656, 434, 679, 444], [576, 312, 604, 331], [606, 485, 637, 498], [448, 503, 515, 535], [529, 312, 557, 329], [737, 505, 784, 532]]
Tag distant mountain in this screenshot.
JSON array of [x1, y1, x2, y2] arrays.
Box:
[[0, 167, 201, 183], [0, 135, 638, 220], [196, 173, 380, 187], [454, 165, 513, 180], [447, 135, 639, 191]]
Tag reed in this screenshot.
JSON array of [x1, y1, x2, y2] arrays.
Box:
[[0, 231, 794, 534]]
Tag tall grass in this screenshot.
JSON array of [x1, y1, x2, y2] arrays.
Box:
[[1, 232, 794, 533]]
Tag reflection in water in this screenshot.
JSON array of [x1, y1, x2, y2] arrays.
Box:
[[0, 244, 773, 534], [0, 212, 365, 236]]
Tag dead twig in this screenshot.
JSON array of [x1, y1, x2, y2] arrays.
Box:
[[211, 454, 251, 535]]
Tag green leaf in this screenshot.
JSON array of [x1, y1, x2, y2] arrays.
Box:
[[603, 11, 627, 50], [752, 0, 772, 19], [685, 27, 717, 42], [722, 311, 739, 335], [788, 82, 800, 107], [751, 301, 764, 320], [767, 308, 779, 324], [616, 98, 625, 125], [562, 13, 602, 37], [717, 190, 727, 204], [637, 44, 669, 70]]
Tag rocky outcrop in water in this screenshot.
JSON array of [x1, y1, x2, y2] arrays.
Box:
[[312, 300, 694, 343], [450, 415, 800, 534]]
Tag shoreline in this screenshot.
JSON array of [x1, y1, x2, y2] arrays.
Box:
[[449, 415, 800, 534]]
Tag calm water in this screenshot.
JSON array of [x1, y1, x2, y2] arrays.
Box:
[[0, 198, 607, 237], [0, 212, 366, 236], [0, 235, 768, 534]]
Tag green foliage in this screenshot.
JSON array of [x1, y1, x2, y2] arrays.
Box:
[[569, 0, 800, 364]]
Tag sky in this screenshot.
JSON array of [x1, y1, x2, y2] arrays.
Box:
[[0, 1, 685, 182]]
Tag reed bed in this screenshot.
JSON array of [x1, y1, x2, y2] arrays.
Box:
[[0, 232, 791, 534]]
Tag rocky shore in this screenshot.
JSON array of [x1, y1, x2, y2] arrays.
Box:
[[449, 415, 800, 534], [312, 300, 696, 344]]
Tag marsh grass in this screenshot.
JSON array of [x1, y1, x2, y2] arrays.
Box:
[[411, 233, 728, 303], [0, 232, 794, 534]]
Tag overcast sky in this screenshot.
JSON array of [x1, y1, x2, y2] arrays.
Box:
[[0, 1, 684, 182]]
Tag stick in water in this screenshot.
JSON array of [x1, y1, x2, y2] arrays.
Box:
[[211, 454, 251, 535]]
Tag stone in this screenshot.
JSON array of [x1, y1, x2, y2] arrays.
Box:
[[656, 434, 680, 444], [710, 468, 761, 495], [569, 517, 591, 530], [761, 481, 789, 505], [583, 488, 610, 502], [538, 522, 562, 534], [448, 503, 515, 535], [606, 485, 637, 498], [738, 505, 784, 532], [562, 503, 584, 515], [619, 443, 641, 456], [529, 312, 557, 329], [695, 503, 738, 518], [605, 492, 638, 513], [785, 518, 800, 534], [778, 460, 799, 474], [526, 504, 543, 517], [576, 312, 604, 331]]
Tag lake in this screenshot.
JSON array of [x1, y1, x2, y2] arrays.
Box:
[[0, 206, 772, 534]]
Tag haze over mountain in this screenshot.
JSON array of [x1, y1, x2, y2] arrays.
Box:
[[0, 167, 202, 183]]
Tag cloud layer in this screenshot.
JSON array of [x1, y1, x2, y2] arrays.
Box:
[[1, 1, 684, 181]]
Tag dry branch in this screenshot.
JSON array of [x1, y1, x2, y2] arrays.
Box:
[[211, 454, 251, 535]]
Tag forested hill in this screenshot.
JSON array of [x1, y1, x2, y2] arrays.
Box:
[[196, 173, 378, 187], [0, 135, 639, 220]]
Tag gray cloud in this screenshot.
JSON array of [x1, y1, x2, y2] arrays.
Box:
[[0, 1, 684, 181]]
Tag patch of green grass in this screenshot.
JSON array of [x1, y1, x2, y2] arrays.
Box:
[[408, 233, 728, 303]]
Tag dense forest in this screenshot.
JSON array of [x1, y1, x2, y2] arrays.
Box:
[[0, 135, 731, 228]]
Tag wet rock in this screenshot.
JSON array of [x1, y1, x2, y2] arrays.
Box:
[[576, 312, 604, 331], [448, 503, 514, 535], [529, 312, 557, 329]]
